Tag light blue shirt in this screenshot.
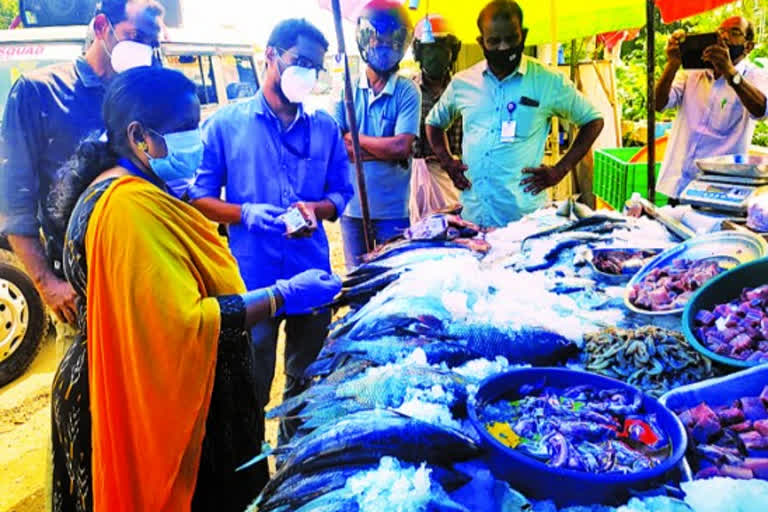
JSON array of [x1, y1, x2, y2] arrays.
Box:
[[188, 91, 353, 289], [334, 70, 421, 219], [426, 57, 602, 227]]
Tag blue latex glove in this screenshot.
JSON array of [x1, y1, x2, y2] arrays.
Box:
[[275, 269, 342, 315], [241, 203, 286, 234]]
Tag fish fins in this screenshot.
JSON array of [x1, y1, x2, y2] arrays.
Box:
[[303, 356, 341, 379], [266, 392, 312, 419], [236, 441, 276, 472]]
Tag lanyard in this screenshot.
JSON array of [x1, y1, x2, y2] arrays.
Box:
[[507, 101, 517, 118], [117, 157, 167, 191]]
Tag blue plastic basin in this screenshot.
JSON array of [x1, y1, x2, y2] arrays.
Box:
[[468, 368, 688, 507], [682, 257, 768, 368]]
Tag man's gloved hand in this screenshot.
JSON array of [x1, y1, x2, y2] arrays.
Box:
[[274, 269, 342, 315], [241, 203, 286, 234]]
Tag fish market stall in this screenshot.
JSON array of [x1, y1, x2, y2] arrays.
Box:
[[247, 202, 768, 512]]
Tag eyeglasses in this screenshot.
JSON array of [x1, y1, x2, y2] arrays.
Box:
[[717, 27, 746, 39], [276, 47, 326, 74]]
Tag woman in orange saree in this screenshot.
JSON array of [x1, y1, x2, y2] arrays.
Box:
[[50, 67, 341, 512]]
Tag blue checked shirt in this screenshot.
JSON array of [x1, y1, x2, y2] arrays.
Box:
[[188, 91, 353, 289]]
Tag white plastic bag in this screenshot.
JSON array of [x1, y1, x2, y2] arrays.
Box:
[[408, 158, 459, 225], [747, 191, 768, 232]]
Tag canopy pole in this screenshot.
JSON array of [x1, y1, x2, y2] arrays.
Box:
[[646, 0, 656, 203], [331, 0, 374, 253], [569, 39, 578, 148]]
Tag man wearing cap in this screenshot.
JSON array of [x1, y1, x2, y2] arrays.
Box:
[[334, 0, 421, 269], [426, 0, 603, 227], [655, 16, 768, 201], [409, 14, 463, 221]]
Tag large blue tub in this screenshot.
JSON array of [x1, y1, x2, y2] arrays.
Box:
[[468, 368, 688, 506]]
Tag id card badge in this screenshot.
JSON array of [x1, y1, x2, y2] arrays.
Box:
[[500, 120, 517, 142], [500, 101, 517, 143]]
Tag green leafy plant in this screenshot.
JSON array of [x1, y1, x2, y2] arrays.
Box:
[[0, 0, 19, 29], [617, 1, 768, 145]]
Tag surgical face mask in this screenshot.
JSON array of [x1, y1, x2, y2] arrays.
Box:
[[365, 45, 403, 73], [145, 128, 204, 183], [103, 23, 154, 73], [278, 57, 318, 104]]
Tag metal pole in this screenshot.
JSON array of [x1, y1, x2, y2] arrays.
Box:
[[646, 0, 656, 203], [569, 39, 577, 146], [331, 0, 374, 253]]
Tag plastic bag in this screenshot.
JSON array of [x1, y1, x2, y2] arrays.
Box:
[[409, 158, 450, 225], [747, 191, 768, 232]]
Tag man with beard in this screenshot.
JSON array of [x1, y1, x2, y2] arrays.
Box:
[[426, 0, 603, 227], [410, 14, 463, 218], [334, 0, 421, 269], [188, 18, 353, 443], [0, 0, 164, 327], [655, 17, 768, 201]]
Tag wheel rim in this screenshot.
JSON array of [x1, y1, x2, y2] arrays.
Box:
[[0, 278, 29, 364]]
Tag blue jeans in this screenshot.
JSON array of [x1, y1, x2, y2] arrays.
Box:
[[340, 216, 410, 270]]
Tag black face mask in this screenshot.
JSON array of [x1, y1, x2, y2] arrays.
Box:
[[482, 33, 527, 75], [728, 44, 746, 62], [420, 46, 452, 81]]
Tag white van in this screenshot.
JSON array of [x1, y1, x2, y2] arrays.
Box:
[[0, 25, 261, 387], [0, 24, 261, 122]]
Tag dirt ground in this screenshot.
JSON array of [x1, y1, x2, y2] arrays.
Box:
[[0, 221, 347, 512]]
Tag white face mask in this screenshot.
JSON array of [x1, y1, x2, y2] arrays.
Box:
[[102, 23, 154, 73], [109, 40, 153, 73], [279, 60, 318, 104]]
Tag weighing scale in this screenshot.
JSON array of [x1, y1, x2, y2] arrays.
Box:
[[680, 155, 768, 214]]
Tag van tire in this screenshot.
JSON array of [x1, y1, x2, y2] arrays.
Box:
[[0, 254, 48, 388]]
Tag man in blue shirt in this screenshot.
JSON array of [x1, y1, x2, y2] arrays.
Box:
[[334, 0, 421, 270], [189, 19, 353, 441], [426, 0, 603, 227], [0, 0, 164, 325]]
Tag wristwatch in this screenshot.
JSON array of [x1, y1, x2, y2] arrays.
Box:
[[730, 72, 743, 87]]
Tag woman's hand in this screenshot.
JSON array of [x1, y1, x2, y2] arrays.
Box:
[[274, 269, 342, 315]]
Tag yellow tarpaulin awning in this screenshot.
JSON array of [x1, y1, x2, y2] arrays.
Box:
[[407, 0, 648, 46], [319, 0, 648, 45], [320, 0, 740, 46]]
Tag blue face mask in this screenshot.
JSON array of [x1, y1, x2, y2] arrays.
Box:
[[365, 45, 403, 73], [146, 128, 204, 183]]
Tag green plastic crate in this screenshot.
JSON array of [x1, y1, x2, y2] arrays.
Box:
[[594, 147, 668, 210]]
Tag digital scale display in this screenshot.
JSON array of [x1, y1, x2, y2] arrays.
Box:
[[705, 184, 732, 194], [681, 179, 759, 213]]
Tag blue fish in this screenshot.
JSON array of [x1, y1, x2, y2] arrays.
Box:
[[257, 410, 480, 501]]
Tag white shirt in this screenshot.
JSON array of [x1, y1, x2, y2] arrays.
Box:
[[657, 59, 768, 198]]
